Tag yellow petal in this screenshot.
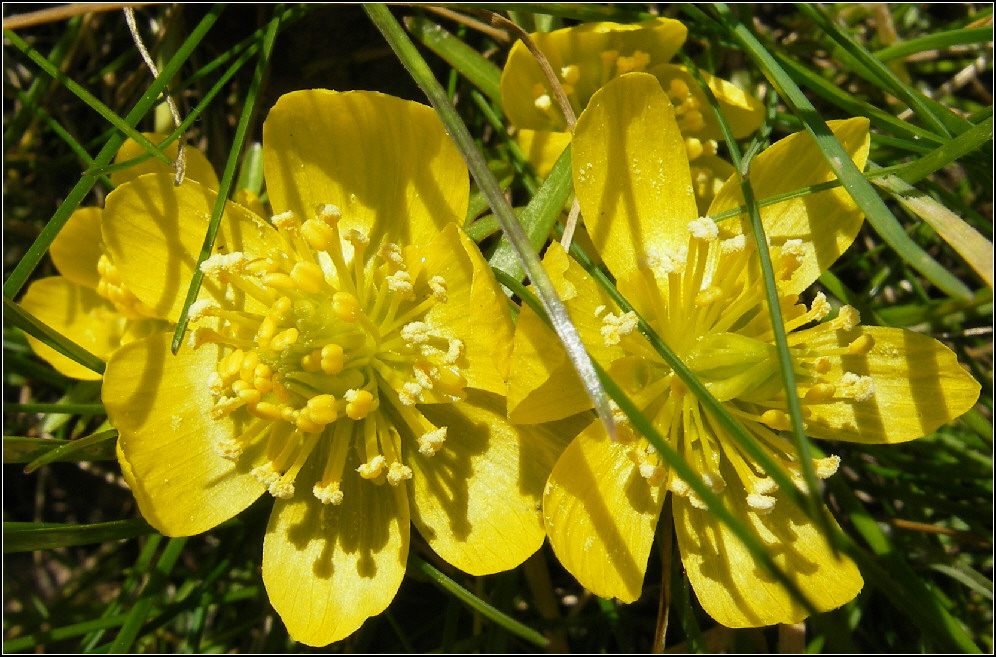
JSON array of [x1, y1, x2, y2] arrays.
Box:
[[111, 132, 219, 188], [708, 118, 871, 295], [544, 421, 666, 603], [797, 325, 980, 443], [262, 89, 468, 250], [263, 444, 409, 647], [101, 174, 282, 322], [574, 72, 698, 280], [19, 277, 125, 380], [104, 334, 267, 535], [674, 476, 863, 627], [500, 17, 688, 132], [419, 224, 513, 395], [650, 64, 764, 140], [49, 207, 104, 290], [507, 242, 622, 424], [516, 129, 572, 178], [403, 390, 578, 575]]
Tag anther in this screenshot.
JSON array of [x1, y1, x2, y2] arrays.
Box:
[[815, 455, 840, 479], [601, 311, 639, 347], [760, 409, 794, 431], [747, 493, 776, 514], [804, 383, 836, 403], [401, 321, 431, 345], [418, 427, 447, 456], [200, 252, 247, 278], [847, 334, 875, 355], [560, 64, 580, 85], [534, 94, 552, 111], [316, 203, 342, 226], [290, 261, 325, 294], [387, 271, 415, 299], [332, 291, 360, 322], [344, 389, 374, 420], [356, 454, 386, 479], [270, 327, 299, 351], [840, 373, 874, 402], [320, 343, 345, 375], [832, 306, 861, 331], [301, 219, 336, 251], [428, 276, 448, 302], [313, 482, 344, 505], [272, 211, 298, 233], [688, 216, 719, 241], [387, 461, 413, 486]]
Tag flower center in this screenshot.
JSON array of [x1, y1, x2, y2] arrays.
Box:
[[189, 203, 467, 504], [604, 216, 877, 513]]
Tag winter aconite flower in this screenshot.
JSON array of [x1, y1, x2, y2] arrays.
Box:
[[500, 17, 763, 208], [101, 90, 567, 646], [508, 74, 981, 626], [18, 135, 217, 380]]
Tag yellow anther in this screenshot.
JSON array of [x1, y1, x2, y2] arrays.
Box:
[[237, 387, 262, 405], [356, 454, 386, 479], [305, 394, 338, 425], [616, 50, 649, 74], [332, 291, 360, 322], [271, 211, 298, 233], [694, 285, 723, 307], [428, 276, 448, 302], [387, 461, 413, 486], [253, 363, 273, 390], [682, 110, 705, 132], [668, 78, 690, 99], [760, 409, 794, 431], [269, 480, 296, 499], [841, 372, 874, 402], [270, 327, 299, 351], [600, 311, 639, 347], [805, 383, 836, 403], [814, 357, 832, 374], [701, 471, 727, 493], [295, 415, 324, 434], [252, 462, 280, 487], [670, 376, 687, 398], [688, 216, 719, 241], [560, 64, 581, 85], [344, 389, 374, 420], [218, 349, 244, 381], [534, 93, 552, 111], [246, 257, 279, 275], [264, 272, 295, 289], [291, 261, 325, 294], [847, 334, 875, 356], [418, 427, 447, 456], [600, 49, 619, 70], [240, 351, 259, 382], [316, 203, 342, 226], [747, 493, 776, 514], [443, 339, 465, 365], [251, 401, 284, 422], [401, 321, 431, 345], [273, 296, 292, 316], [301, 351, 321, 373], [320, 343, 345, 375], [272, 378, 291, 403], [344, 229, 369, 249], [231, 380, 252, 395], [280, 407, 299, 424], [685, 137, 705, 161], [833, 305, 861, 331], [815, 455, 841, 479], [200, 252, 247, 277], [386, 270, 415, 299], [313, 482, 343, 505], [256, 316, 278, 347], [301, 219, 336, 251], [379, 243, 405, 267]]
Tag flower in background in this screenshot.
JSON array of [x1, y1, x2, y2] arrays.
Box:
[[101, 90, 569, 646], [500, 17, 764, 210], [18, 135, 218, 380], [508, 73, 980, 626]]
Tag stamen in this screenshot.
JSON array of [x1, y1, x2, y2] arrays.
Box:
[[688, 216, 719, 242], [418, 427, 447, 456], [601, 311, 639, 347]]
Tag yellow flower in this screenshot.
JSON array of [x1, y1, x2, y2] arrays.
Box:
[[499, 17, 763, 209], [18, 135, 217, 380], [508, 74, 981, 626], [100, 90, 567, 646]]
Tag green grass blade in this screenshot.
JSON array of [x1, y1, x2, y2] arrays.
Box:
[[411, 554, 550, 648], [4, 299, 105, 375], [405, 14, 503, 106], [2, 4, 226, 300], [488, 145, 572, 281], [110, 536, 188, 652], [23, 428, 118, 473], [3, 435, 115, 464], [365, 2, 616, 440], [874, 26, 994, 62], [714, 4, 974, 301], [894, 115, 993, 185], [3, 519, 155, 553], [171, 6, 283, 354]]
